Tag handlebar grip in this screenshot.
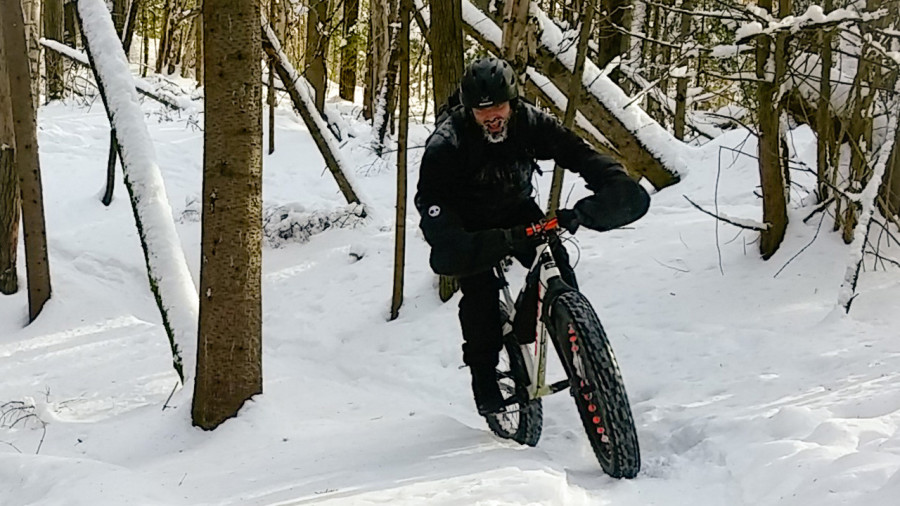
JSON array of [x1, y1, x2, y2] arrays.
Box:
[[526, 218, 559, 237]]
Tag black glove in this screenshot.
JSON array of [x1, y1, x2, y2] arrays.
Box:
[[556, 208, 581, 234], [503, 225, 543, 258]]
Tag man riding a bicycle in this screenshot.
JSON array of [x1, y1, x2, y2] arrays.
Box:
[[415, 57, 650, 416]]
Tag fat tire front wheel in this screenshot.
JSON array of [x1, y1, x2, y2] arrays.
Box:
[[551, 291, 641, 478]]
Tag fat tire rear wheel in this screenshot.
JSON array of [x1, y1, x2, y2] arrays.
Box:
[[551, 291, 640, 478], [482, 336, 543, 447]]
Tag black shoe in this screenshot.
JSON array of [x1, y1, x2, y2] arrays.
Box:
[[471, 365, 504, 415]]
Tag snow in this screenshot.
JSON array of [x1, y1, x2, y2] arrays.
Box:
[[4, 17, 900, 506], [75, 0, 198, 382]]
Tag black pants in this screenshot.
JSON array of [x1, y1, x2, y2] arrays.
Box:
[[457, 200, 577, 370]]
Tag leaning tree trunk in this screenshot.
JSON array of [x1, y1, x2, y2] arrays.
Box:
[[547, 0, 595, 215], [0, 34, 20, 295], [339, 0, 360, 101], [391, 0, 410, 321], [262, 21, 364, 207], [305, 0, 330, 113], [76, 0, 199, 381], [192, 0, 263, 431], [755, 0, 788, 259], [430, 0, 464, 113], [0, 0, 52, 319]]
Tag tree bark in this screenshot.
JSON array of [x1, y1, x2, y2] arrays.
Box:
[[193, 0, 263, 430], [673, 0, 693, 140], [371, 0, 401, 156], [0, 0, 52, 319], [339, 0, 360, 101], [429, 0, 464, 113], [0, 36, 19, 295], [22, 0, 41, 110], [64, 0, 79, 47], [112, 0, 128, 37], [122, 0, 144, 57], [391, 0, 410, 321], [305, 0, 330, 113], [755, 0, 788, 259], [547, 0, 595, 215], [44, 0, 65, 101], [816, 0, 834, 203], [501, 0, 531, 79]]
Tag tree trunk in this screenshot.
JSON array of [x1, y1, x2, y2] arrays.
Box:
[[305, 0, 330, 113], [371, 0, 401, 156], [339, 0, 359, 101], [22, 0, 41, 109], [142, 5, 149, 76], [429, 0, 464, 113], [193, 0, 263, 430], [0, 0, 52, 319], [0, 36, 19, 295], [816, 0, 834, 202], [673, 0, 693, 141], [122, 0, 144, 57], [64, 0, 79, 47], [596, 0, 630, 71], [755, 0, 787, 259], [501, 0, 531, 78], [112, 0, 128, 36], [391, 0, 410, 321], [547, 0, 595, 215], [157, 1, 171, 73], [195, 4, 204, 82], [44, 0, 65, 101]]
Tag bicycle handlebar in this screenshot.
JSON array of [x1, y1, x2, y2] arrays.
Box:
[[525, 217, 559, 237]]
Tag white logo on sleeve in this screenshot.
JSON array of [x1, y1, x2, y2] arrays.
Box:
[[428, 205, 441, 218]]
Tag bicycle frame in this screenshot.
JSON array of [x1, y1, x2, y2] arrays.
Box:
[[497, 236, 574, 402]]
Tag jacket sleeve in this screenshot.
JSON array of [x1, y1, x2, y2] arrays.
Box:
[[415, 137, 513, 277], [528, 107, 651, 230]]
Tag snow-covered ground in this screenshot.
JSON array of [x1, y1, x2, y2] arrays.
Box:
[[2, 91, 900, 506]]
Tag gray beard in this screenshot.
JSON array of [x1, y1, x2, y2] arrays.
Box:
[[482, 122, 509, 143]]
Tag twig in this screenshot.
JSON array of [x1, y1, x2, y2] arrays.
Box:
[[774, 212, 826, 278], [803, 196, 836, 223], [162, 382, 179, 411], [683, 195, 769, 231], [653, 258, 690, 273]]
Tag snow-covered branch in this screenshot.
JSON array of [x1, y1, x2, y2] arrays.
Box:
[[76, 0, 198, 383]]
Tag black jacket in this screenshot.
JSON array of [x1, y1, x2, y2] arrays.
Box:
[[416, 101, 649, 277]]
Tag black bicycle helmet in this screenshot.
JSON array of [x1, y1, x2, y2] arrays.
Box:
[[460, 57, 518, 109]]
